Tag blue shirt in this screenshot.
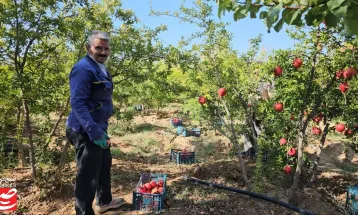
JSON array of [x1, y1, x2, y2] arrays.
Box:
[[88, 54, 108, 77], [66, 54, 114, 141]]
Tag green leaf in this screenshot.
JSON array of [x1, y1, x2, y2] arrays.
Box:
[[233, 6, 248, 21], [218, 4, 225, 18], [249, 5, 261, 19], [327, 0, 345, 11], [282, 8, 294, 24], [274, 18, 284, 32], [325, 11, 339, 27], [267, 2, 282, 28], [305, 5, 326, 26], [330, 1, 348, 17], [290, 10, 300, 24], [260, 11, 268, 19], [218, 0, 232, 18], [344, 16, 358, 35]]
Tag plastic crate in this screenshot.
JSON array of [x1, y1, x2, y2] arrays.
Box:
[[186, 128, 201, 137], [176, 126, 201, 137], [134, 105, 143, 111], [170, 117, 182, 127], [346, 184, 358, 215], [170, 149, 196, 164], [132, 173, 167, 213], [176, 126, 185, 135]]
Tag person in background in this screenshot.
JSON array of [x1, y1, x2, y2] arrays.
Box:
[[65, 30, 125, 215]]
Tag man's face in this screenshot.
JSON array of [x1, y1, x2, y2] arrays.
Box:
[[87, 38, 110, 64]]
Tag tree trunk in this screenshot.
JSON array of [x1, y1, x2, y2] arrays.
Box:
[[307, 121, 330, 187], [55, 140, 71, 182], [22, 97, 36, 180], [16, 103, 26, 167], [221, 99, 250, 189], [45, 97, 70, 148], [289, 128, 305, 204], [231, 123, 251, 189], [156, 105, 160, 115], [289, 52, 319, 204]]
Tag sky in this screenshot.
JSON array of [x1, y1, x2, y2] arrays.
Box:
[[121, 0, 297, 54]]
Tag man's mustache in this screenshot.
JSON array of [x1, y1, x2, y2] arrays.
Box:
[[98, 55, 107, 57]]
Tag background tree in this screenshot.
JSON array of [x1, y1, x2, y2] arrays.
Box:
[[216, 0, 358, 35]]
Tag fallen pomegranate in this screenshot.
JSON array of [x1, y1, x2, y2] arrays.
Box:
[[336, 123, 346, 132], [344, 129, 353, 136]]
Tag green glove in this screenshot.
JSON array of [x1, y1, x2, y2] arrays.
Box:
[[93, 135, 108, 149], [104, 132, 110, 139]]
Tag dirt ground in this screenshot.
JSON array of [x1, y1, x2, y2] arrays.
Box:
[[1, 108, 357, 215]]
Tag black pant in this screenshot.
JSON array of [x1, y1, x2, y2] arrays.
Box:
[[66, 127, 112, 215]]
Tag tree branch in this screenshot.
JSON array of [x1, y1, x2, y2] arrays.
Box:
[[234, 1, 328, 10], [14, 0, 19, 74]]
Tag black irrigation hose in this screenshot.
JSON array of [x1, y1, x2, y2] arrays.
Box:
[[184, 176, 317, 215]]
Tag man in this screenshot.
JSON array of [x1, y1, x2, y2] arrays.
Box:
[[66, 30, 125, 215]]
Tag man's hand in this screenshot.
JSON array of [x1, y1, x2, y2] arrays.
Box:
[[93, 134, 109, 149]]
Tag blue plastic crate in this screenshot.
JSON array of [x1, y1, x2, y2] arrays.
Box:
[[346, 184, 358, 215], [186, 128, 201, 137], [132, 173, 167, 213], [170, 149, 196, 164], [170, 117, 182, 127], [177, 127, 201, 137], [176, 126, 185, 135]]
